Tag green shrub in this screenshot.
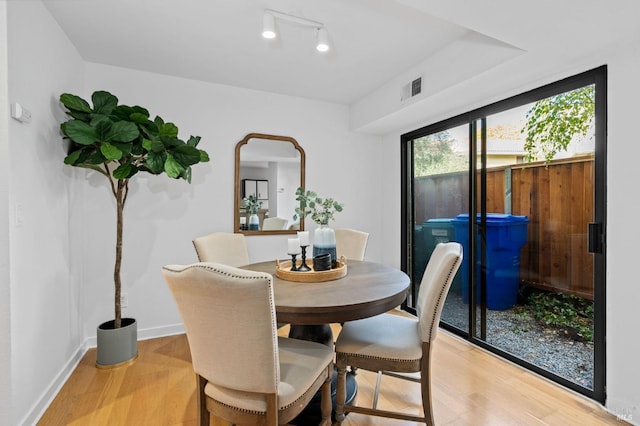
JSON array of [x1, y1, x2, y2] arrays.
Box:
[[527, 291, 593, 342]]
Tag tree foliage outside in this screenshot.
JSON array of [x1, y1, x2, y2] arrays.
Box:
[[413, 131, 468, 177], [487, 122, 523, 140], [522, 85, 595, 164]]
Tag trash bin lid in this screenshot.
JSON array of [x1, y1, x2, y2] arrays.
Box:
[[423, 218, 453, 225], [452, 213, 528, 225]]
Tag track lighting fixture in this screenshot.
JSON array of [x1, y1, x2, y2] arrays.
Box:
[[262, 9, 330, 53], [316, 28, 330, 52], [262, 13, 277, 39]]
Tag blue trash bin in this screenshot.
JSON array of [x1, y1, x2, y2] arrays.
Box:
[[451, 213, 529, 310], [413, 224, 428, 287], [422, 219, 461, 292]]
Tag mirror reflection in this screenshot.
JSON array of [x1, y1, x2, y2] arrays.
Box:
[[234, 133, 305, 235]]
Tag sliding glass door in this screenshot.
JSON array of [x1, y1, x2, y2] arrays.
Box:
[[404, 123, 470, 333], [401, 67, 606, 402]]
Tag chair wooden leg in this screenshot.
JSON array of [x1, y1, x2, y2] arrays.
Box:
[[196, 374, 210, 426], [266, 393, 278, 426], [320, 366, 333, 426], [421, 343, 434, 426], [335, 354, 348, 424]]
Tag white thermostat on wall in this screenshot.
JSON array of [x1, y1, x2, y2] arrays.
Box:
[[11, 103, 32, 123]]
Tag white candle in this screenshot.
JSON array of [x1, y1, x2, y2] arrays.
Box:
[[288, 238, 301, 254], [297, 231, 310, 246]]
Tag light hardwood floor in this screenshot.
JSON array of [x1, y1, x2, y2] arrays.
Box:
[[39, 324, 623, 426]]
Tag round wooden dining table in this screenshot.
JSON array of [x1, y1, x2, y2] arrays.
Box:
[[242, 259, 410, 346]]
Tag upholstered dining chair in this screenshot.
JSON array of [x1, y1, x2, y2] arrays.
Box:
[[162, 262, 333, 426], [334, 242, 463, 425], [288, 221, 300, 230], [192, 232, 250, 266], [262, 217, 289, 230], [334, 228, 370, 261]]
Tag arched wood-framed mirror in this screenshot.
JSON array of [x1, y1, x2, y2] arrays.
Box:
[[234, 133, 305, 235]]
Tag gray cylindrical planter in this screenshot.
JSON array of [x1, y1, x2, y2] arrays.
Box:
[[96, 317, 138, 368]]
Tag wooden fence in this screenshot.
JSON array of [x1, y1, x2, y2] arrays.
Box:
[[415, 155, 594, 299]]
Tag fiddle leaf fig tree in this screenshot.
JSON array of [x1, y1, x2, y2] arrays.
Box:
[[59, 90, 210, 329]]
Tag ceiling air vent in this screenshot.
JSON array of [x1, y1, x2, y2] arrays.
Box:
[[401, 76, 422, 102]]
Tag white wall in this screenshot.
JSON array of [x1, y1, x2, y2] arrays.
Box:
[[0, 2, 12, 424], [81, 62, 383, 345], [351, 31, 524, 133], [603, 41, 640, 424], [6, 1, 86, 424]]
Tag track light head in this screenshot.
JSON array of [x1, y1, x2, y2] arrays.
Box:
[[262, 13, 277, 39], [316, 28, 330, 52]]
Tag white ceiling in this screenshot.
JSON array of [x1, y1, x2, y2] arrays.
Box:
[[43, 0, 640, 106]]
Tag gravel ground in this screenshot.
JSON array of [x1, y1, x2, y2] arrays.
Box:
[[441, 293, 594, 389]]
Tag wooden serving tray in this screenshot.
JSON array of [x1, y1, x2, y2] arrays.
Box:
[[275, 257, 347, 282]]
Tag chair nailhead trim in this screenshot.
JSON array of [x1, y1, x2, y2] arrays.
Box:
[[165, 263, 281, 394], [339, 353, 420, 364], [212, 385, 317, 415], [426, 246, 463, 343]]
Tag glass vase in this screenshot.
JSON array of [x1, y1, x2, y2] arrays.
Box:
[[249, 213, 260, 230], [313, 224, 337, 268]]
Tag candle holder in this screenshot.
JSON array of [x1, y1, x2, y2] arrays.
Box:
[[297, 245, 311, 271], [288, 254, 299, 272]]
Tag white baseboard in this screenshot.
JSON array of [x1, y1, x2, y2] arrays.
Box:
[[27, 323, 185, 425], [22, 341, 88, 426], [84, 322, 185, 348], [138, 323, 185, 341]]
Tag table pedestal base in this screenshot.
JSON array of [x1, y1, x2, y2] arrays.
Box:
[[288, 324, 333, 346]]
